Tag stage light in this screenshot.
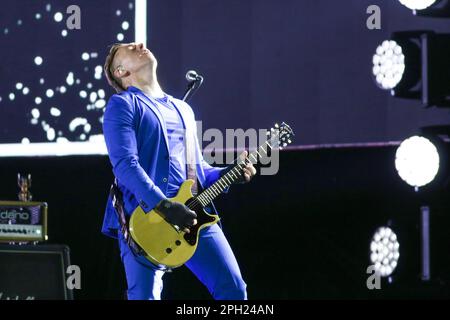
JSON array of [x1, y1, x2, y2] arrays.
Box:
[[399, 0, 437, 10], [372, 31, 450, 108], [372, 40, 405, 90], [371, 34, 421, 96], [370, 227, 400, 277], [399, 0, 450, 17], [395, 136, 440, 188]]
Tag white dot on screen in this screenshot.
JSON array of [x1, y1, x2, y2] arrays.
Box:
[[95, 73, 102, 80], [46, 4, 51, 12], [35, 97, 42, 105], [82, 52, 90, 61], [84, 124, 91, 133], [79, 90, 87, 98], [34, 56, 43, 65], [122, 21, 129, 30], [90, 52, 98, 58], [54, 12, 63, 22], [0, 96, 2, 102], [23, 87, 30, 95], [35, 13, 42, 19], [46, 89, 54, 98], [50, 107, 61, 117], [80, 134, 86, 140], [59, 86, 66, 93], [17, 19, 23, 26], [98, 89, 105, 98], [22, 138, 30, 144], [76, 79, 80, 84], [90, 92, 98, 103], [31, 119, 38, 125], [9, 93, 15, 101], [31, 108, 40, 119], [117, 33, 124, 41], [16, 83, 23, 90], [40, 78, 45, 84], [129, 2, 133, 10], [95, 99, 106, 109], [95, 65, 102, 74], [47, 128, 56, 141], [87, 83, 93, 89], [116, 10, 121, 16], [66, 72, 74, 86], [4, 28, 9, 35], [61, 30, 68, 37]]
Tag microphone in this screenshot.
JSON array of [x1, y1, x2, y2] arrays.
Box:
[[185, 70, 203, 82], [182, 70, 204, 102]]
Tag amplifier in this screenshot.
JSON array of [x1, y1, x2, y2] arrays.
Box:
[[0, 244, 73, 300], [0, 201, 48, 242]]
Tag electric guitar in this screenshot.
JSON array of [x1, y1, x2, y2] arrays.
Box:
[[129, 122, 294, 268]]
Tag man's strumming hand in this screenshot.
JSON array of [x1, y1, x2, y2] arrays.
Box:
[[154, 199, 197, 233]]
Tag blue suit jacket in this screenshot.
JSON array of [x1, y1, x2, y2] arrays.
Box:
[[102, 86, 225, 238]]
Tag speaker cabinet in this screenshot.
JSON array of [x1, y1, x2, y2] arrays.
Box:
[[0, 244, 73, 300]]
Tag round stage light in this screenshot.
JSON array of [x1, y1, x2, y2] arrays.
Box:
[[395, 136, 440, 188], [370, 227, 400, 277], [398, 0, 437, 10], [372, 40, 405, 90]]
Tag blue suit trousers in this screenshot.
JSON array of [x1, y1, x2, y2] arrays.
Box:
[[118, 223, 247, 300]]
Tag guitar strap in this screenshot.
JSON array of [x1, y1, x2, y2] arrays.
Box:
[[184, 113, 198, 196], [110, 179, 144, 256]]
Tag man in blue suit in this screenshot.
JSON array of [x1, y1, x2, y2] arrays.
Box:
[[102, 42, 256, 300]]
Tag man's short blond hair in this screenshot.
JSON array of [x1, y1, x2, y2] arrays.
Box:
[[104, 43, 126, 93]]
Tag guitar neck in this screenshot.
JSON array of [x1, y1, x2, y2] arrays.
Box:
[[195, 141, 273, 208]]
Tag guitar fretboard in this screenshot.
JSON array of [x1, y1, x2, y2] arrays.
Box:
[[193, 140, 274, 208]]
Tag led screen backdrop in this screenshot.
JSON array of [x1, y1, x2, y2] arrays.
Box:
[[0, 0, 145, 156]]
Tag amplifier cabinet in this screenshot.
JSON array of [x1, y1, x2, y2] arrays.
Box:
[[0, 244, 73, 300]]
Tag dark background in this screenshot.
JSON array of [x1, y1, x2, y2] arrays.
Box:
[[150, 0, 450, 146], [1, 0, 450, 299]]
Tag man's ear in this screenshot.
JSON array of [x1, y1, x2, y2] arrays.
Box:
[[114, 66, 130, 79]]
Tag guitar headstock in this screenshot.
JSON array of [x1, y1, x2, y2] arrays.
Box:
[[267, 122, 295, 149]]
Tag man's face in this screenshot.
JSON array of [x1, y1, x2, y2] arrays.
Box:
[[113, 42, 156, 75]]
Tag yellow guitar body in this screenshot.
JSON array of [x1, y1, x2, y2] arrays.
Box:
[[129, 179, 219, 269]]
